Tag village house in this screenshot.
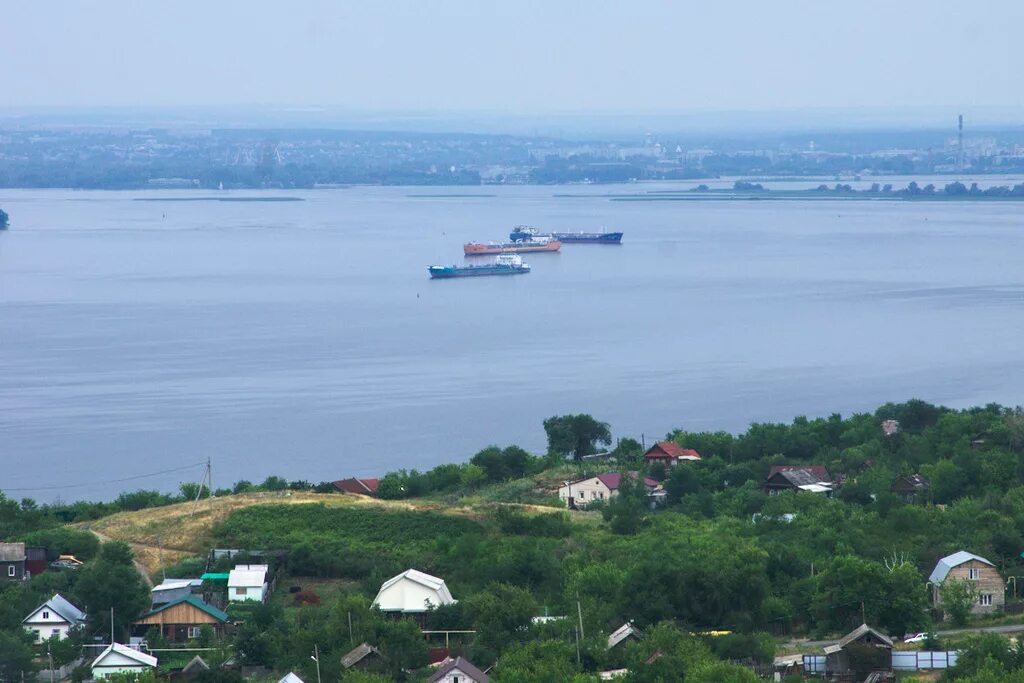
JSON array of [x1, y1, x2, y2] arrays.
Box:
[[427, 656, 490, 683], [929, 551, 1004, 615], [341, 643, 384, 672], [0, 542, 27, 581], [332, 478, 380, 495], [372, 568, 456, 617], [557, 472, 660, 509], [22, 593, 87, 642], [891, 474, 930, 504], [228, 564, 269, 603], [91, 643, 158, 679], [133, 595, 229, 642], [762, 466, 833, 496], [822, 624, 893, 678], [279, 673, 305, 683], [643, 442, 701, 467]]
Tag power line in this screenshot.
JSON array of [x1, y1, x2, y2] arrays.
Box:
[[0, 461, 207, 493]]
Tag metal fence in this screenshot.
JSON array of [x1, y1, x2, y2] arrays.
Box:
[[891, 650, 959, 671]]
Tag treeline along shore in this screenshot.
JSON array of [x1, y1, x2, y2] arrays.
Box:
[[4, 400, 1024, 682]]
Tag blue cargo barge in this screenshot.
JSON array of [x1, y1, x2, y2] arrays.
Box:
[[428, 253, 531, 279]]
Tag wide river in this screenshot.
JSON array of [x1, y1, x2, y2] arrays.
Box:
[[1, 183, 1023, 501]]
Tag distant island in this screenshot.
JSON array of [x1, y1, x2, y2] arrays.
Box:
[[609, 180, 1024, 201]]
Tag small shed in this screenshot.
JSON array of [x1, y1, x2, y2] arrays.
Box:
[[228, 564, 268, 602], [822, 624, 892, 678], [607, 622, 643, 650], [151, 578, 204, 606], [341, 643, 384, 671]]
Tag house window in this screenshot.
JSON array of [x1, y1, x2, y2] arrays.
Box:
[[52, 629, 60, 637], [580, 491, 586, 499], [980, 594, 993, 606], [453, 677, 460, 683], [187, 626, 202, 639], [6, 566, 13, 577], [235, 587, 247, 596], [42, 611, 49, 620], [599, 492, 604, 499], [968, 568, 980, 580]]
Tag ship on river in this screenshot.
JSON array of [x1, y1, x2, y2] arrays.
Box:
[[509, 225, 622, 244], [429, 253, 531, 278], [463, 236, 561, 255]]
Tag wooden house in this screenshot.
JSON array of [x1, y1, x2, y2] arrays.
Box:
[[0, 542, 26, 581], [929, 551, 1004, 615], [822, 624, 893, 678], [133, 595, 228, 641], [891, 474, 930, 504], [643, 442, 701, 467], [763, 466, 833, 496]]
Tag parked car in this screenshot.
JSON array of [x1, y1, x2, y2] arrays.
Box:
[[903, 632, 927, 644]]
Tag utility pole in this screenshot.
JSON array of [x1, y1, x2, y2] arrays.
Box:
[[47, 642, 55, 683], [574, 627, 581, 665], [110, 607, 115, 643], [348, 611, 354, 646], [576, 594, 585, 640], [311, 644, 322, 683]]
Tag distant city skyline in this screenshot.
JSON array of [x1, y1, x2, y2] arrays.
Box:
[[2, 1, 1022, 118]]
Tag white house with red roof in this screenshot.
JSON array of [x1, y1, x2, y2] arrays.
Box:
[[558, 472, 660, 509], [643, 442, 701, 467]]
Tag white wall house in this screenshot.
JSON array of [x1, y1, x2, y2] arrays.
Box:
[[91, 643, 158, 679], [372, 569, 456, 613], [427, 656, 489, 683], [22, 594, 86, 643], [558, 472, 659, 509], [228, 564, 268, 602]]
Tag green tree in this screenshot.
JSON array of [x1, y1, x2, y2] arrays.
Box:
[[543, 414, 612, 460], [74, 541, 150, 641], [465, 583, 539, 660], [491, 639, 580, 682], [940, 577, 979, 627], [0, 630, 37, 681], [602, 475, 648, 535]]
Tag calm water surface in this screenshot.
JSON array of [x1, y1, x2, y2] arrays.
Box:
[[1, 185, 1023, 500]]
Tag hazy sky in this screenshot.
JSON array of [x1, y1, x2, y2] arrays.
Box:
[[3, 0, 1022, 114]]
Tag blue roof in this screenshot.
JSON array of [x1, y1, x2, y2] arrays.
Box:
[[929, 551, 994, 584]]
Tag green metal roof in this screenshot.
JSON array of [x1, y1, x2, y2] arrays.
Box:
[[138, 594, 229, 623], [200, 572, 230, 582]]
